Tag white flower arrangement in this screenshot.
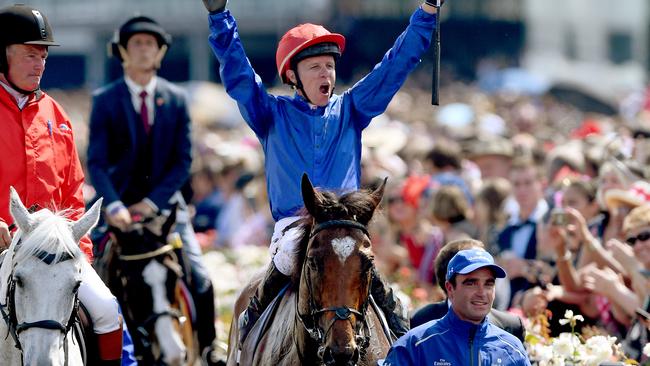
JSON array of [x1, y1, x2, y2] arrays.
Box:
[[526, 309, 641, 365]]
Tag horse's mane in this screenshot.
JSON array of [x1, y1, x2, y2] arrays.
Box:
[[11, 209, 83, 265], [291, 188, 379, 285]]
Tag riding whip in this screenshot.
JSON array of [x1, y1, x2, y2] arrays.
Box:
[[431, 0, 443, 105]]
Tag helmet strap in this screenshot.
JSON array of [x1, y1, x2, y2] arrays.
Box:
[[1, 51, 39, 95], [291, 67, 336, 106], [292, 70, 315, 105], [153, 44, 168, 70], [5, 76, 37, 94], [118, 44, 130, 69]]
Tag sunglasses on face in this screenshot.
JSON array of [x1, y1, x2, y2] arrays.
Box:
[[626, 230, 650, 246]]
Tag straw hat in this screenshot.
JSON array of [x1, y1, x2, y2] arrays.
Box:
[[604, 180, 650, 210]]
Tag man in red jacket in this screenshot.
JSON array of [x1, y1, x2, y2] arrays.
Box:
[[0, 5, 124, 365]]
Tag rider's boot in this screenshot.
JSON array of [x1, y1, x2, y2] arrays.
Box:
[[97, 327, 123, 365], [370, 267, 409, 338], [238, 262, 289, 345]]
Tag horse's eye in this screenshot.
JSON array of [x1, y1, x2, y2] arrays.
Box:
[[73, 281, 82, 293], [13, 276, 23, 288], [307, 257, 318, 268]]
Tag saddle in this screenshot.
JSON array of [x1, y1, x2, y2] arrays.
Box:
[[238, 284, 290, 366], [74, 302, 98, 366], [237, 285, 394, 365]]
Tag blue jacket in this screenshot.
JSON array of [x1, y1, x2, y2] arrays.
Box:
[[87, 78, 192, 210], [207, 8, 436, 222], [383, 308, 531, 366]]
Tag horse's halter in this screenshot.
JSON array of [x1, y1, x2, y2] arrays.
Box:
[[296, 219, 373, 365], [0, 237, 79, 365]]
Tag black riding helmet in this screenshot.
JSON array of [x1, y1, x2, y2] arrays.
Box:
[[0, 4, 59, 75], [109, 16, 172, 61]]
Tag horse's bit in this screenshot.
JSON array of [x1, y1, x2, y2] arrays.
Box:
[[296, 219, 373, 363]]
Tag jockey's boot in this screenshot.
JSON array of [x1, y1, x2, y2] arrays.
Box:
[[97, 327, 123, 365], [238, 262, 289, 345], [370, 267, 409, 338]]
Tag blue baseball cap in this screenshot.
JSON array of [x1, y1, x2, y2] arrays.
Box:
[[446, 249, 506, 281]]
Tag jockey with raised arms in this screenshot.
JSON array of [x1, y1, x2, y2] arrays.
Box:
[[200, 0, 444, 343]]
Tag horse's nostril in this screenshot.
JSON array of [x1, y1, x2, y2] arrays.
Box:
[[351, 347, 360, 364], [322, 345, 358, 366], [321, 347, 335, 365]]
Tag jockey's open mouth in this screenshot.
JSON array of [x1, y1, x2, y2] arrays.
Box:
[[319, 82, 330, 95]]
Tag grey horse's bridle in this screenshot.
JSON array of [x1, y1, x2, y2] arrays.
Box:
[[0, 240, 79, 366]]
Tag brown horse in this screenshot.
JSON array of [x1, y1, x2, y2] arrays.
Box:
[[227, 174, 393, 366], [106, 212, 198, 366]]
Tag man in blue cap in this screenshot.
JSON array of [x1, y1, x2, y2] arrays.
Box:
[[382, 248, 531, 365]]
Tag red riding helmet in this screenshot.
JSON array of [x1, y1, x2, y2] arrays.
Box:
[[275, 23, 345, 84]]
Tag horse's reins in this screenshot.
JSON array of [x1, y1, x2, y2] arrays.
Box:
[[118, 244, 174, 261], [295, 219, 373, 363], [135, 307, 185, 350], [0, 237, 79, 366]]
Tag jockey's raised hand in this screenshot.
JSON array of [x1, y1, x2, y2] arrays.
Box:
[[107, 205, 132, 232], [202, 0, 227, 13], [0, 220, 10, 248]]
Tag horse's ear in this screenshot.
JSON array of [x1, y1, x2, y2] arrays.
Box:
[[71, 198, 103, 243], [369, 177, 388, 209], [301, 173, 322, 216], [160, 205, 177, 239], [9, 186, 34, 233]]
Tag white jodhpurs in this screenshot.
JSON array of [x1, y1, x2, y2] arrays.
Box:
[[79, 260, 121, 334], [269, 216, 302, 276]]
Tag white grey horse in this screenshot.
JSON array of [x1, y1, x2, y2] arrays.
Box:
[[0, 187, 101, 365]]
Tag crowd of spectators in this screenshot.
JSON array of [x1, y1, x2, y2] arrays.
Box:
[[54, 75, 650, 361]]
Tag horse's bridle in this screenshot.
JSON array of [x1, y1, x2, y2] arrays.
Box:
[[134, 307, 185, 350], [0, 239, 79, 366], [296, 219, 373, 364], [117, 246, 186, 363]]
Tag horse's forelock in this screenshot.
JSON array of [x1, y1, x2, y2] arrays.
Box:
[[339, 190, 379, 225], [12, 210, 82, 265], [291, 189, 378, 285]]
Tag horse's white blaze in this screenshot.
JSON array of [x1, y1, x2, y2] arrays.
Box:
[[142, 261, 186, 365], [331, 236, 356, 264]]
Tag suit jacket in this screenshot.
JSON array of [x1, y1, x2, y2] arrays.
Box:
[[87, 77, 192, 211], [496, 222, 538, 260], [497, 221, 539, 307], [410, 300, 526, 343]]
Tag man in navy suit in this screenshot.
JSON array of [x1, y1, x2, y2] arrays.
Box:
[[86, 16, 219, 364], [496, 157, 548, 307]]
